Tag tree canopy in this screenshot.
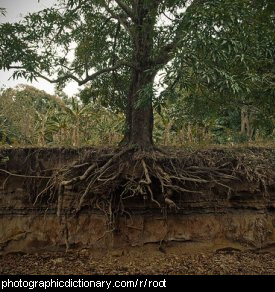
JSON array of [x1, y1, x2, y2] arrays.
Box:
[[0, 0, 274, 149]]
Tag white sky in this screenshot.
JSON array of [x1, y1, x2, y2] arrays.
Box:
[[0, 0, 79, 96]]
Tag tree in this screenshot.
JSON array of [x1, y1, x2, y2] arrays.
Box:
[[1, 1, 274, 226], [1, 0, 274, 150], [0, 85, 65, 144]]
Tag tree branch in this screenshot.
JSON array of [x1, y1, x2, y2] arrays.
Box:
[[152, 0, 208, 67], [152, 21, 185, 66], [101, 1, 133, 37], [78, 62, 134, 85], [115, 0, 136, 21], [152, 40, 179, 67], [7, 61, 136, 86]]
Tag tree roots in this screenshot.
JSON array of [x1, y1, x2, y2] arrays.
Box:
[[25, 146, 273, 235], [1, 146, 274, 248]]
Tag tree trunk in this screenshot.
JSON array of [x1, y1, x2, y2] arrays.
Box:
[[120, 0, 158, 150], [122, 69, 155, 149], [164, 121, 173, 146], [241, 106, 255, 141]]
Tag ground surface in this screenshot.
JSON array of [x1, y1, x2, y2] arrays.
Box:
[[1, 243, 275, 275]]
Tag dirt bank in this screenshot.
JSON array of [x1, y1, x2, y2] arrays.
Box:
[[0, 146, 274, 254]]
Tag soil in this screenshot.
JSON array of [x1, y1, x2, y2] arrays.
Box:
[[1, 146, 275, 275], [1, 243, 275, 275]]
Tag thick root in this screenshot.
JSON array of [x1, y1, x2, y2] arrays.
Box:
[[28, 147, 274, 236]]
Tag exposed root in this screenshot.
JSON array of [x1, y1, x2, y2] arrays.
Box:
[[2, 146, 272, 248], [0, 169, 51, 179]]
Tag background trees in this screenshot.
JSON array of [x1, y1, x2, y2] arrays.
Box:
[[0, 82, 273, 147], [0, 85, 124, 146]]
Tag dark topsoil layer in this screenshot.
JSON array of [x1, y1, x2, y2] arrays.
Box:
[[0, 145, 275, 214], [1, 144, 274, 187], [1, 145, 274, 178]]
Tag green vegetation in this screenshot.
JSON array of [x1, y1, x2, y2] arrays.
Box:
[[0, 85, 124, 146], [0, 0, 274, 149], [0, 83, 274, 147]]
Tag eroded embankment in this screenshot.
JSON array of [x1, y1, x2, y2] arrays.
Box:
[[0, 146, 274, 254]]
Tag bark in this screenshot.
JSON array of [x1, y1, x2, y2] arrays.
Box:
[[241, 106, 255, 141], [121, 69, 156, 149], [120, 0, 158, 150], [163, 121, 173, 146]]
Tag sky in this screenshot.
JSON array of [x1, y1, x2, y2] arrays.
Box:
[[0, 0, 79, 96]]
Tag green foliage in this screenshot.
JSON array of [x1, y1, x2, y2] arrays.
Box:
[[1, 1, 273, 109], [0, 0, 274, 146], [160, 0, 274, 113], [0, 85, 124, 147], [0, 83, 273, 147]]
